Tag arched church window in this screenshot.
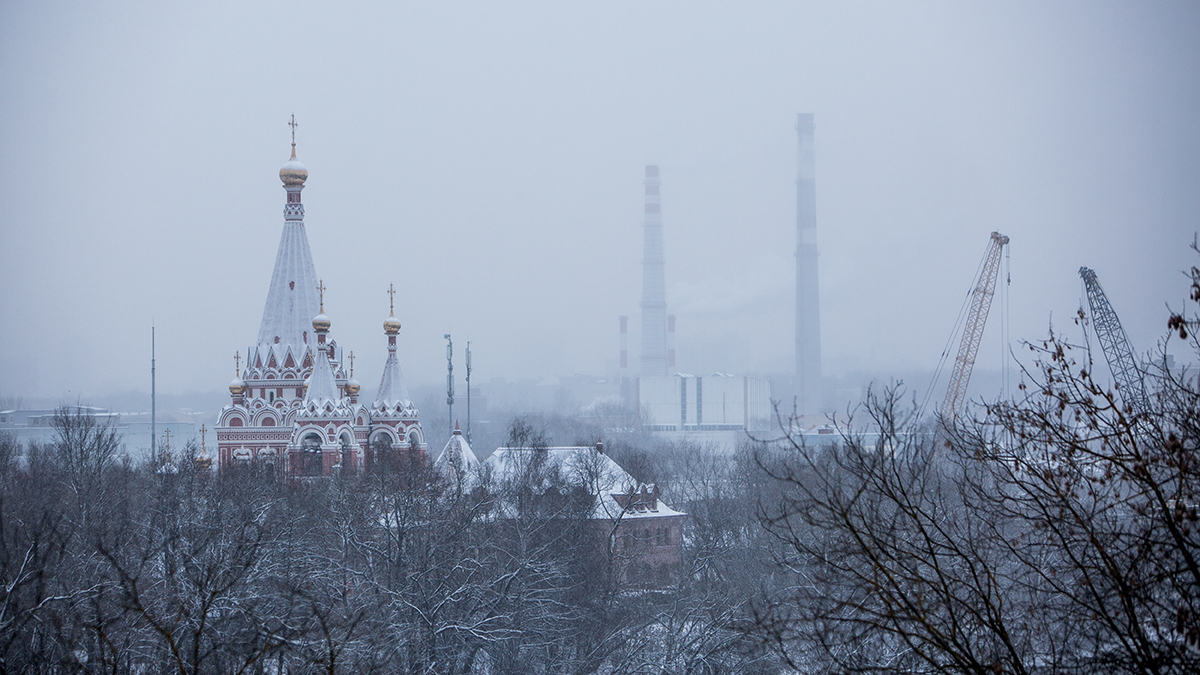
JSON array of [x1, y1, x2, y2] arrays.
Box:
[[301, 432, 322, 476], [370, 433, 393, 474]]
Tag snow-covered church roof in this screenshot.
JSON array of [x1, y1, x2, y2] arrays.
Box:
[[435, 424, 479, 471], [255, 147, 320, 356], [304, 349, 341, 407], [374, 349, 411, 409]]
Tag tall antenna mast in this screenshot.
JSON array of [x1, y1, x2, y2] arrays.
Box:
[[151, 325, 156, 456], [445, 334, 454, 437], [465, 341, 472, 444]]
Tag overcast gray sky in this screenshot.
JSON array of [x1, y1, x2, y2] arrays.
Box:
[[1, 1, 1198, 403]]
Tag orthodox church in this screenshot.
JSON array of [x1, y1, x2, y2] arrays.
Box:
[[215, 130, 425, 476]]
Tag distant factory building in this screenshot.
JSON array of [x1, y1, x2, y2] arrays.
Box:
[[0, 406, 199, 461], [616, 163, 776, 448], [635, 374, 772, 433]]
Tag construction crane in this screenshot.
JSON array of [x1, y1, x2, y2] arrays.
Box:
[[941, 231, 1010, 419], [1079, 267, 1149, 415]]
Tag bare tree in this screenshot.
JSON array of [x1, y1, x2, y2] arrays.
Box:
[[51, 406, 121, 483], [753, 249, 1200, 675]]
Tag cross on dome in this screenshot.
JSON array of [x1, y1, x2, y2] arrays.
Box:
[[289, 114, 298, 148], [317, 279, 326, 313], [384, 283, 402, 335], [348, 351, 355, 376], [234, 352, 241, 375]]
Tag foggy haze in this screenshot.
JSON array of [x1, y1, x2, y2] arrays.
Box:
[[1, 1, 1197, 404]]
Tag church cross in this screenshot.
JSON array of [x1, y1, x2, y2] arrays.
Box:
[[387, 283, 396, 315], [162, 428, 172, 451], [289, 115, 298, 146], [234, 352, 242, 376], [317, 279, 326, 312], [348, 351, 355, 376], [199, 424, 207, 452]]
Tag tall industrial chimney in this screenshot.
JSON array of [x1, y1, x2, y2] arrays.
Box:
[[640, 165, 668, 376], [795, 114, 823, 412]]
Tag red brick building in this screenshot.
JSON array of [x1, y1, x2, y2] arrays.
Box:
[[474, 443, 686, 588]]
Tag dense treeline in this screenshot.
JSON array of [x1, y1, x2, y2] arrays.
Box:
[[0, 414, 777, 674]]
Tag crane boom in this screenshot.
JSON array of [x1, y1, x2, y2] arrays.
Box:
[[942, 231, 1009, 419], [1079, 267, 1148, 415]]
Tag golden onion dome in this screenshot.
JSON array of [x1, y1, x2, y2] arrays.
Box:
[[280, 146, 308, 186], [384, 314, 401, 335], [312, 313, 331, 332], [229, 376, 246, 396], [345, 376, 361, 396]]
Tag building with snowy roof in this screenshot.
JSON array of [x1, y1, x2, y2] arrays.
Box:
[[480, 442, 685, 588], [215, 132, 425, 476]]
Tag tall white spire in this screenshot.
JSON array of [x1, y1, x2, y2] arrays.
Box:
[[304, 347, 340, 406], [640, 165, 668, 376], [304, 291, 340, 407], [375, 287, 412, 409], [256, 122, 320, 356]]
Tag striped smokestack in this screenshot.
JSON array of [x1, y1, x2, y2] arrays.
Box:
[[795, 114, 823, 412], [640, 165, 668, 376]]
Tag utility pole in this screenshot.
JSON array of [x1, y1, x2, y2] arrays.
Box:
[[445, 334, 454, 437], [151, 325, 156, 457], [466, 341, 472, 444]]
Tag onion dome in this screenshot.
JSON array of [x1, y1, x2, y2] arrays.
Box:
[[312, 312, 331, 332], [344, 376, 361, 396], [384, 313, 401, 335], [280, 146, 308, 186], [229, 376, 246, 395]]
